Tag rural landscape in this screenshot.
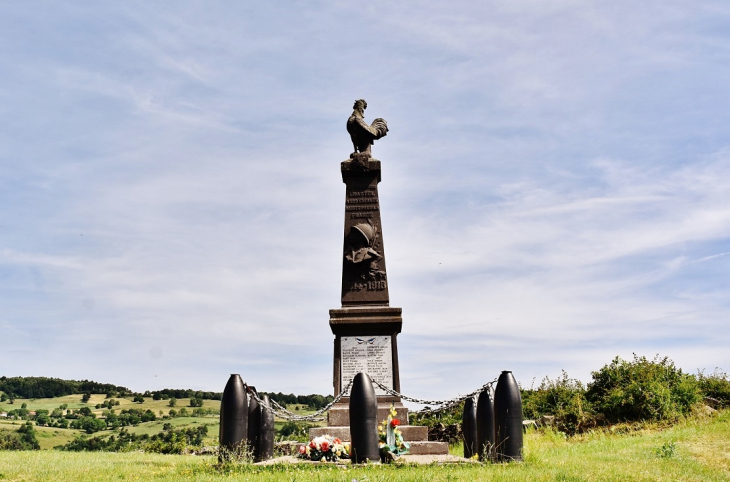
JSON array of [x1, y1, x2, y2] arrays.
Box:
[[1, 355, 729, 480], [3, 1, 730, 481]]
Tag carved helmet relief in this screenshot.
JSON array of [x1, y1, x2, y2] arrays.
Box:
[[344, 220, 381, 264]]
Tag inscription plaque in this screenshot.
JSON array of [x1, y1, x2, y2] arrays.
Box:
[[340, 335, 393, 396]]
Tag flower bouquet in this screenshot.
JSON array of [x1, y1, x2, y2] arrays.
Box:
[[379, 404, 410, 460], [298, 435, 350, 462]]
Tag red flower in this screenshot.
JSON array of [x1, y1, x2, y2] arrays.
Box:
[[309, 441, 316, 449], [320, 441, 330, 452], [333, 438, 342, 444], [298, 445, 306, 454], [391, 419, 401, 427]]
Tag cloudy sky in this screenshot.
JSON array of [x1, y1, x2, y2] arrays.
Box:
[[1, 1, 729, 401]]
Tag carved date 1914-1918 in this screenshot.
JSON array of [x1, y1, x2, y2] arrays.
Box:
[[346, 280, 387, 292]]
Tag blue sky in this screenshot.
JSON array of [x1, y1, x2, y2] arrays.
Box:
[[1, 1, 729, 400]]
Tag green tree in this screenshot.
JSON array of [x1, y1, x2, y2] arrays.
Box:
[[189, 397, 203, 407], [17, 422, 40, 449], [586, 354, 702, 422], [133, 395, 145, 403], [72, 416, 107, 434], [168, 397, 177, 407], [21, 402, 27, 409], [81, 393, 91, 403], [35, 413, 50, 426], [78, 406, 93, 417]]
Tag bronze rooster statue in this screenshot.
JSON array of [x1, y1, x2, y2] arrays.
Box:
[[347, 99, 388, 157]]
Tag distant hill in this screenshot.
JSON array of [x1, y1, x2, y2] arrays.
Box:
[[0, 376, 333, 409], [0, 376, 129, 399]]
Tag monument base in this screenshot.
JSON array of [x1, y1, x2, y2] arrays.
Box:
[[309, 402, 448, 455], [330, 305, 402, 402]]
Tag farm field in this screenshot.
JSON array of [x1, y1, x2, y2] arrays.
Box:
[[0, 395, 324, 449], [1, 410, 728, 481]]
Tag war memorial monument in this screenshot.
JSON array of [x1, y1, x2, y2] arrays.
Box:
[[307, 100, 448, 455], [220, 100, 523, 463]]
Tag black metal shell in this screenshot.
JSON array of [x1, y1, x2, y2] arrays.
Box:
[[463, 396, 478, 458], [348, 372, 379, 463], [476, 385, 496, 461], [258, 394, 275, 462], [247, 387, 261, 460], [494, 371, 523, 462], [219, 374, 248, 451]]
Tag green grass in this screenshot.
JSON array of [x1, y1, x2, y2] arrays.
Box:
[[0, 395, 327, 449], [1, 411, 729, 481]]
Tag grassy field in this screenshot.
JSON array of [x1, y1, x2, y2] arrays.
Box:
[[0, 410, 728, 481], [0, 396, 324, 449], [0, 394, 219, 418]]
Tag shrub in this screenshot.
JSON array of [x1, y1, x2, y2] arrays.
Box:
[[523, 371, 591, 435], [696, 368, 730, 408], [278, 421, 314, 441], [0, 423, 40, 450], [61, 429, 149, 452], [146, 425, 208, 454], [586, 354, 702, 423], [17, 422, 40, 450]]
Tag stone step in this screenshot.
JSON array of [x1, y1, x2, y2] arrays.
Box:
[[327, 403, 409, 426], [309, 425, 427, 442], [407, 441, 449, 456]]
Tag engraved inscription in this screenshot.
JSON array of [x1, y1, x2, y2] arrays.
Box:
[[348, 191, 376, 197], [345, 191, 379, 213], [345, 205, 380, 212], [341, 336, 393, 396], [346, 280, 387, 291]]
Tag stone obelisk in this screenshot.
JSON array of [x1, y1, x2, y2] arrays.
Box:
[[310, 101, 447, 455], [330, 99, 402, 402]]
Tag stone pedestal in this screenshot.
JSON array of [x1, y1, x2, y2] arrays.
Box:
[[330, 306, 402, 402]]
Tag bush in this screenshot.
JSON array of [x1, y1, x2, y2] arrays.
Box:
[[0, 423, 40, 450], [522, 371, 591, 435], [278, 421, 314, 441], [697, 369, 730, 408], [146, 425, 208, 454], [586, 354, 702, 423], [17, 422, 40, 450], [61, 429, 149, 452]]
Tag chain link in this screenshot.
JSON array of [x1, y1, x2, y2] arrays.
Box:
[[247, 378, 355, 422], [243, 377, 498, 421], [370, 378, 498, 415]]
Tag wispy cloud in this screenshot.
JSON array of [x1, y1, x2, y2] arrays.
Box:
[[0, 1, 728, 397]]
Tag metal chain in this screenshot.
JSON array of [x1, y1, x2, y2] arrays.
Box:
[[243, 377, 498, 421], [370, 378, 498, 415], [247, 378, 354, 422]]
